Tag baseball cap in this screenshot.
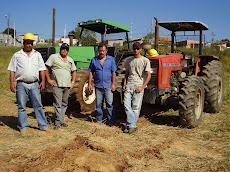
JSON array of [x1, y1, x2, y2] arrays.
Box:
[[133, 42, 142, 49], [60, 43, 69, 50]]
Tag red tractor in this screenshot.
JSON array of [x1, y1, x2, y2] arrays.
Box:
[[141, 19, 224, 128]]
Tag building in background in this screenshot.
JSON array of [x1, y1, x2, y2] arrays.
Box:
[[0, 33, 13, 46]]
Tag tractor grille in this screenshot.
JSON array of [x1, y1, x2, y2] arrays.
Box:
[[148, 59, 159, 88]]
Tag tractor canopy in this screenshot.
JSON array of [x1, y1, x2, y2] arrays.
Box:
[[158, 21, 209, 32], [78, 19, 130, 34]]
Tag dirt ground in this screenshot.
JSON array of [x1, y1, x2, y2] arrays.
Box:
[[0, 93, 229, 172]]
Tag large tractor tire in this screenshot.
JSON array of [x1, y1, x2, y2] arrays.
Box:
[[71, 67, 96, 112], [201, 60, 224, 113], [179, 76, 204, 128], [116, 56, 133, 92]]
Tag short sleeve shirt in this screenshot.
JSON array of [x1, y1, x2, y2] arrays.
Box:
[[125, 56, 151, 86], [45, 53, 77, 87], [7, 49, 46, 82], [88, 55, 117, 88]]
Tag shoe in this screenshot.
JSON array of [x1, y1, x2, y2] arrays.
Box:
[[20, 130, 27, 135], [109, 123, 116, 127], [128, 127, 138, 134], [123, 128, 129, 133], [44, 128, 52, 132], [61, 123, 68, 127], [53, 125, 60, 130]]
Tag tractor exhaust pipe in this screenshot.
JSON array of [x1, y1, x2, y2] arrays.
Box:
[[154, 17, 159, 51]]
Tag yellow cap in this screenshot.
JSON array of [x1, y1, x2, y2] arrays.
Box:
[[23, 33, 35, 41], [149, 49, 159, 57]]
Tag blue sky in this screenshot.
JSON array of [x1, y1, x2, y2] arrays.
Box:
[[0, 0, 229, 42]]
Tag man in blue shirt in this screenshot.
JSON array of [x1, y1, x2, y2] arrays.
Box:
[[88, 43, 117, 125]]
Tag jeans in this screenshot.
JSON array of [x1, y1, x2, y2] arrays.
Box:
[[123, 84, 144, 128], [95, 87, 115, 124], [16, 81, 48, 131], [53, 86, 70, 126]]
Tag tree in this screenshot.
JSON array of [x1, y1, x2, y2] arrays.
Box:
[[69, 26, 97, 46], [2, 28, 16, 38], [143, 32, 155, 42], [221, 39, 230, 42]]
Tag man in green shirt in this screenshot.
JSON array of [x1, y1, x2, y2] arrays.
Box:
[[45, 43, 77, 130]]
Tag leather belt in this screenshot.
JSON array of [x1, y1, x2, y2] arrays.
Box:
[[17, 80, 38, 84]]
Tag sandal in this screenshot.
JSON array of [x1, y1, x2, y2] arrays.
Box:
[[128, 127, 138, 134]]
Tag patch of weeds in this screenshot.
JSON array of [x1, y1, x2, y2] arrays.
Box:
[[194, 156, 214, 162], [201, 133, 214, 140], [50, 134, 62, 142]]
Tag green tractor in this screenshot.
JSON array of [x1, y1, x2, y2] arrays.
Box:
[[36, 19, 133, 112]]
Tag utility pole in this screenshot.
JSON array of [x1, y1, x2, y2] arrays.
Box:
[[52, 8, 55, 46], [151, 18, 153, 33], [14, 23, 15, 46], [5, 13, 10, 46], [64, 24, 66, 39], [130, 19, 133, 40], [7, 13, 10, 46]]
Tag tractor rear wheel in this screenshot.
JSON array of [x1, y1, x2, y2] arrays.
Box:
[[201, 60, 224, 113], [179, 76, 204, 128], [71, 67, 96, 112]]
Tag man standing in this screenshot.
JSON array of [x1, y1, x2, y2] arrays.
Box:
[[7, 33, 50, 135], [123, 42, 151, 134], [45, 43, 76, 130], [88, 43, 117, 125]]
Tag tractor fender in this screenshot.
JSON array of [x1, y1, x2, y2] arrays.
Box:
[[195, 55, 220, 76]]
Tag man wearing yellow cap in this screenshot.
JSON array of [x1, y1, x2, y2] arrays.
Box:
[[7, 33, 51, 135]]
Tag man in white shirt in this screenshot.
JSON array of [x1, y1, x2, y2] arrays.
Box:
[[123, 42, 151, 134], [7, 33, 51, 135]]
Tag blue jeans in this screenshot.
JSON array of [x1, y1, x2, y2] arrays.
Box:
[[123, 84, 144, 128], [16, 81, 48, 131], [53, 86, 69, 126], [95, 87, 115, 124]]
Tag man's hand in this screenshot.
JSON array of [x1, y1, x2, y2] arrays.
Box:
[[88, 84, 93, 93], [110, 84, 116, 92], [70, 82, 74, 91], [48, 79, 56, 87], [39, 81, 45, 91], [10, 83, 16, 93], [122, 85, 126, 92], [136, 86, 144, 93]]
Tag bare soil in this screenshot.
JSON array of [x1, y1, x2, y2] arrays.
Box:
[[0, 93, 229, 172]]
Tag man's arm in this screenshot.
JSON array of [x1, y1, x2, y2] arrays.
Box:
[[136, 71, 151, 93], [9, 71, 16, 93], [88, 72, 93, 93], [110, 72, 116, 92], [45, 66, 56, 86], [70, 70, 77, 90], [39, 70, 46, 91], [122, 71, 129, 92]]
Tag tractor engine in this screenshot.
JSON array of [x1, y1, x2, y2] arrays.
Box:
[[143, 52, 194, 106]]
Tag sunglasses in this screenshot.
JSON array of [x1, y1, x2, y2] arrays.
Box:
[[61, 47, 69, 51], [133, 47, 140, 50]]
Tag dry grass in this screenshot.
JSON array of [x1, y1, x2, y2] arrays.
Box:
[[0, 47, 230, 171]]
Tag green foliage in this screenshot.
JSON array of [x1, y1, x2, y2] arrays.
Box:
[[143, 32, 155, 42], [2, 28, 16, 38], [70, 26, 97, 46], [0, 47, 21, 95]]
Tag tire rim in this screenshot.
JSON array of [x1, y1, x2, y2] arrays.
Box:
[[82, 81, 96, 104], [218, 76, 223, 104], [195, 87, 202, 120]]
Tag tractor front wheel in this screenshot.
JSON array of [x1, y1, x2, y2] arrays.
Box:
[[179, 76, 204, 128], [71, 67, 96, 112]]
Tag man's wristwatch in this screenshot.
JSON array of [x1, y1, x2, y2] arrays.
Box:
[[71, 81, 75, 84]]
